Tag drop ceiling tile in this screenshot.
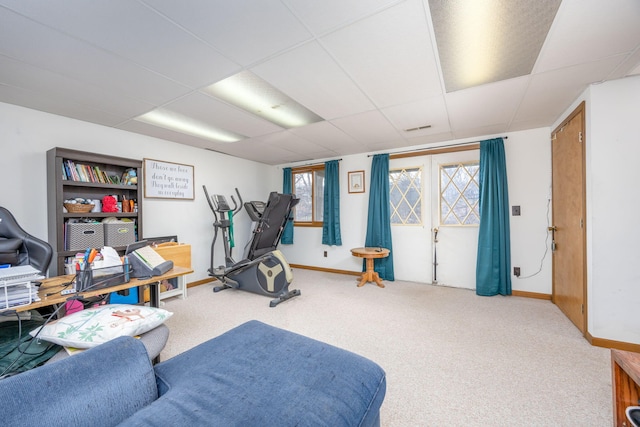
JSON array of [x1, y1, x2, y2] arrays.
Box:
[[403, 131, 455, 148], [515, 55, 626, 124], [283, 0, 401, 35], [117, 119, 223, 150], [381, 96, 450, 137], [364, 139, 407, 153], [320, 0, 442, 108], [331, 110, 403, 145], [452, 126, 510, 141], [221, 139, 305, 165], [610, 48, 640, 80], [0, 56, 154, 119], [0, 84, 128, 127], [535, 0, 640, 73], [250, 131, 331, 157], [429, 0, 561, 92], [0, 0, 240, 88], [289, 121, 363, 151], [165, 92, 283, 137], [290, 122, 371, 156], [252, 41, 374, 120], [0, 9, 189, 105], [445, 77, 529, 133], [143, 0, 312, 66]]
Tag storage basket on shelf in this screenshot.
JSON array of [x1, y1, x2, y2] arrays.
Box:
[[66, 222, 104, 251], [64, 203, 94, 213], [104, 222, 136, 247]]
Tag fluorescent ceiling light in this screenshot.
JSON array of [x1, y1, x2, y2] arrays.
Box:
[[204, 70, 324, 129], [135, 109, 245, 143], [429, 0, 561, 92]]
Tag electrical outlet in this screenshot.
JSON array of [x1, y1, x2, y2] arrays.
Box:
[[512, 205, 521, 216], [324, 251, 327, 258], [513, 267, 521, 277]]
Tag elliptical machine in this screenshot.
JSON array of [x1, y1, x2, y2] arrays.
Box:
[[203, 186, 301, 307]]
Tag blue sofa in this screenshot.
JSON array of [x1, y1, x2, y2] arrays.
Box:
[[0, 320, 386, 426]]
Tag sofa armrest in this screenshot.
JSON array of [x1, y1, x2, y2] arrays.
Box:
[[122, 321, 386, 427], [0, 336, 157, 427]]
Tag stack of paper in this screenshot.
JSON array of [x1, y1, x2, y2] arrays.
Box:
[[0, 265, 43, 310]]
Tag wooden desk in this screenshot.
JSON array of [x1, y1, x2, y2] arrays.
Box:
[[350, 247, 390, 288], [18, 266, 194, 312], [612, 349, 640, 426]]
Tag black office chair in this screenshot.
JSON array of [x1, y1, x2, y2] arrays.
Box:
[[0, 206, 52, 274]]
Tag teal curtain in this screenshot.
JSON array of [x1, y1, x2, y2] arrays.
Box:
[[322, 160, 342, 246], [476, 138, 511, 296], [364, 154, 394, 281], [281, 167, 294, 244]]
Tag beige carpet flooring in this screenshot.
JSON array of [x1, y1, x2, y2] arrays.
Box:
[[160, 268, 612, 426]]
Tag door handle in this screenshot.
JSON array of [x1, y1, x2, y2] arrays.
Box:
[[548, 226, 557, 251]]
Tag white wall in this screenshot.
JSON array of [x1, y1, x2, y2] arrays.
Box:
[[587, 76, 640, 344], [279, 127, 553, 295], [550, 75, 640, 345], [0, 102, 279, 283]]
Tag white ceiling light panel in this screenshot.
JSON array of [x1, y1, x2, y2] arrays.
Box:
[[429, 0, 562, 92], [204, 70, 324, 129]]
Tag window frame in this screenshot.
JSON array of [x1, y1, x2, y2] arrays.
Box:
[[389, 166, 423, 226], [438, 161, 480, 227], [291, 164, 324, 227]]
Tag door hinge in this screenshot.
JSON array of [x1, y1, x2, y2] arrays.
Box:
[[579, 131, 583, 143], [580, 218, 584, 228], [581, 304, 584, 314]]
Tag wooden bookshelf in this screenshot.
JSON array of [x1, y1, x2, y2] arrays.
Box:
[[46, 147, 143, 276]]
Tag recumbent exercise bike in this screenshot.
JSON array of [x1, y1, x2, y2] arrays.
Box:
[[203, 186, 300, 307]]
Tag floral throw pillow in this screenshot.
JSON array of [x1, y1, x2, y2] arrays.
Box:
[[29, 304, 172, 348]]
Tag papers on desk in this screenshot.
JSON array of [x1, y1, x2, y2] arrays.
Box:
[[131, 246, 166, 269], [0, 265, 43, 310]]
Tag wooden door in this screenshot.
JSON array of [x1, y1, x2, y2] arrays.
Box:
[[551, 102, 587, 333], [430, 150, 480, 289]]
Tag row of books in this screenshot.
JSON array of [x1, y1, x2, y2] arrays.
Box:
[[61, 159, 122, 184]]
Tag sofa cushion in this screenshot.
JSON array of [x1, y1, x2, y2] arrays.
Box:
[[0, 336, 158, 427], [120, 320, 386, 427], [29, 303, 172, 348]]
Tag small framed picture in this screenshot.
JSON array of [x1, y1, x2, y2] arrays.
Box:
[[348, 170, 365, 193]]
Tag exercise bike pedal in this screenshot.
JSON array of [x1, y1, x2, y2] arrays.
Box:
[[269, 289, 301, 308], [213, 283, 232, 293]]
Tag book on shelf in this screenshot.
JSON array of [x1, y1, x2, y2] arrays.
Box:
[[63, 160, 128, 186]]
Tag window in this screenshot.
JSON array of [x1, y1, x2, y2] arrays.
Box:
[[389, 167, 422, 225], [440, 162, 480, 225], [292, 165, 324, 226]]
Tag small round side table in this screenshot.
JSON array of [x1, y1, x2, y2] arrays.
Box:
[[350, 247, 390, 288]]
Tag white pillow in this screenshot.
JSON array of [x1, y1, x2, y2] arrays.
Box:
[[30, 304, 172, 348]]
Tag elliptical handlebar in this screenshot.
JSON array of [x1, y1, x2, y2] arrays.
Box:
[[203, 185, 218, 222], [203, 186, 245, 219], [228, 188, 244, 218]]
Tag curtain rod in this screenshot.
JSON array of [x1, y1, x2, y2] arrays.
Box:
[[367, 136, 509, 157], [287, 158, 342, 168]]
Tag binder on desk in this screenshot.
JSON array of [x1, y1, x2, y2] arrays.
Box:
[[126, 245, 173, 278]]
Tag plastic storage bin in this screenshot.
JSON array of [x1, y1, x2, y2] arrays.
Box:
[[104, 222, 136, 247], [66, 222, 104, 251]]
